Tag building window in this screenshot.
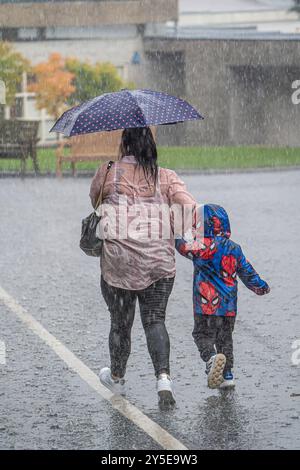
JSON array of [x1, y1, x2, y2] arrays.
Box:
[[0, 28, 19, 41], [10, 97, 23, 119]]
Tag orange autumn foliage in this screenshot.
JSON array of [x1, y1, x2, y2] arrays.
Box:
[[28, 53, 75, 119]]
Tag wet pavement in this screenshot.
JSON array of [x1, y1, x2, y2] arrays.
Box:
[[0, 170, 299, 450]]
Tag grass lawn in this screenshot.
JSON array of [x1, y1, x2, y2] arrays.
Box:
[[1, 146, 300, 173]]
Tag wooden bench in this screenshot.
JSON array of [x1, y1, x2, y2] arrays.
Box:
[[56, 127, 157, 177], [56, 130, 123, 177], [0, 119, 40, 175]]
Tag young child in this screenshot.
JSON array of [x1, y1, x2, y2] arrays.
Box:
[[175, 204, 270, 389]]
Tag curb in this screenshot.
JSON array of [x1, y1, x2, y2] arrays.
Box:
[[176, 165, 300, 176], [0, 166, 300, 178]]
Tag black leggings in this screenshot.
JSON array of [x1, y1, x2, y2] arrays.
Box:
[[101, 276, 175, 378]]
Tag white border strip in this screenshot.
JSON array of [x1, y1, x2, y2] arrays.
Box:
[[0, 286, 187, 451]]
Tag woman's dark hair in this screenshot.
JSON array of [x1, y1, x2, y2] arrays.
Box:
[[119, 127, 158, 184]]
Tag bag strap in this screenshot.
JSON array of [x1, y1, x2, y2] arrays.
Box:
[[95, 160, 114, 210]]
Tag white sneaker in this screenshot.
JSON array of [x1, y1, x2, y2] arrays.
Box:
[[99, 367, 126, 395], [157, 373, 176, 406], [206, 354, 226, 389]]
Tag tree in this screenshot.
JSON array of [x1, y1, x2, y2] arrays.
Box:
[[0, 41, 29, 106], [65, 58, 132, 106], [28, 53, 75, 120]]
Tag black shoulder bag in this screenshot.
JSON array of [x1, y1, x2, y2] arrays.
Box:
[[80, 161, 114, 257]]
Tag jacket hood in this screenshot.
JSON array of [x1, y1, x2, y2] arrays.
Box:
[[200, 204, 231, 238]]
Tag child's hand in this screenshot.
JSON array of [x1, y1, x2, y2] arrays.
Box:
[[253, 285, 270, 295], [183, 228, 195, 243]]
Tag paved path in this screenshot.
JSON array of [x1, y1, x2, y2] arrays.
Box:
[[0, 170, 299, 450]]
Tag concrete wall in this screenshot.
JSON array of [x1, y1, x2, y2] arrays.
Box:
[[229, 64, 300, 146], [0, 0, 178, 27], [143, 50, 186, 145], [144, 38, 300, 147], [14, 32, 144, 70]]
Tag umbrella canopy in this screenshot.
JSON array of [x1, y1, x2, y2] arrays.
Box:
[[50, 89, 203, 137]]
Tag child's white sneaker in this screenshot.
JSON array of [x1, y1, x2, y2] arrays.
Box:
[[206, 353, 226, 389], [157, 373, 176, 407], [99, 367, 126, 395], [219, 371, 235, 389]]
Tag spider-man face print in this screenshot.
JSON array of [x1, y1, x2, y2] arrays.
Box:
[[199, 281, 221, 315], [212, 216, 222, 235], [196, 237, 217, 260], [221, 255, 237, 286]]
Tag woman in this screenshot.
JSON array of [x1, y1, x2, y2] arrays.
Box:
[[90, 127, 195, 406]]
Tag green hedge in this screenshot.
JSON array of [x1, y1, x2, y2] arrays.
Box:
[[1, 146, 300, 173]]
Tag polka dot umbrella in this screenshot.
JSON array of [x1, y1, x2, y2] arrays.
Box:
[[50, 89, 203, 136]]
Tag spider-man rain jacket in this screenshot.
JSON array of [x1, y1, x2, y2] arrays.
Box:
[[175, 204, 270, 317]]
